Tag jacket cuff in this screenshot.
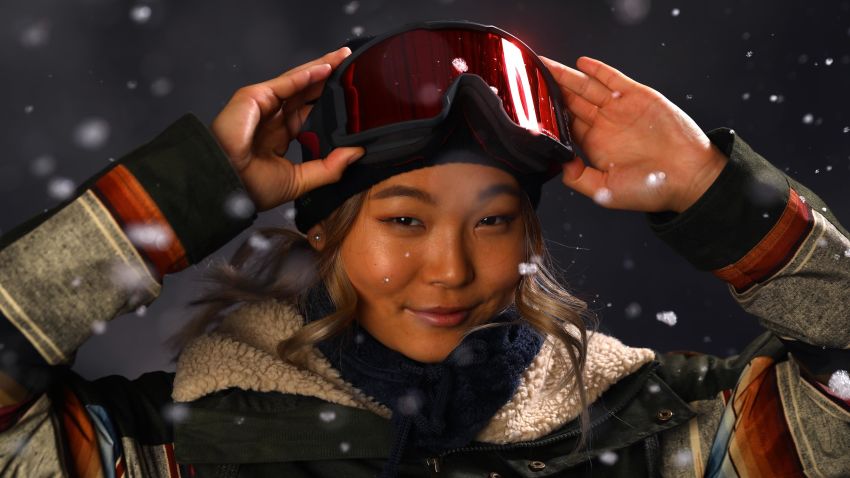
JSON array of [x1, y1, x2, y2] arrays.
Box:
[[90, 113, 256, 275], [645, 128, 791, 271]]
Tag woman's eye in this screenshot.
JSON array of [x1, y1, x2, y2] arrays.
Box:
[[382, 217, 423, 227], [479, 215, 515, 227]]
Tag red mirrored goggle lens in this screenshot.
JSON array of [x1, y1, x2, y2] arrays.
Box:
[[339, 28, 565, 143]]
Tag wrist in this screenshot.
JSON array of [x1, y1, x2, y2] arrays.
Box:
[[670, 145, 729, 213]]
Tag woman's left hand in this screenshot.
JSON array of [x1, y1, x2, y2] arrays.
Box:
[[540, 55, 729, 213]]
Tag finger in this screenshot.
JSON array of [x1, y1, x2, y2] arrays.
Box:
[[540, 55, 614, 108], [560, 158, 612, 206], [293, 146, 365, 197], [262, 63, 333, 103], [281, 46, 351, 78], [574, 56, 636, 94], [569, 115, 591, 143], [563, 89, 598, 125]]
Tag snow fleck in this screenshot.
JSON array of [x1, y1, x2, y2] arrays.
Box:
[[47, 177, 76, 200], [611, 0, 651, 25], [162, 403, 190, 424], [150, 77, 173, 97], [489, 85, 499, 95], [822, 207, 828, 212], [598, 450, 619, 465], [611, 90, 622, 99], [518, 262, 539, 275], [224, 191, 255, 219], [825, 57, 834, 66], [24, 105, 34, 114], [685, 93, 694, 100], [91, 320, 107, 335], [451, 57, 469, 73], [397, 390, 423, 415], [623, 258, 635, 270], [108, 261, 151, 297], [625, 302, 642, 319], [125, 223, 174, 251], [593, 187, 613, 205], [762, 212, 769, 219], [383, 276, 390, 283], [844, 248, 850, 258], [798, 54, 809, 64], [283, 207, 296, 221], [656, 310, 677, 326], [352, 25, 365, 36], [802, 113, 814, 124], [703, 335, 712, 343], [745, 50, 753, 58], [74, 118, 111, 150], [126, 80, 138, 90], [768, 94, 784, 103], [234, 416, 245, 425], [130, 5, 152, 24], [648, 383, 661, 393], [843, 126, 849, 134], [833, 254, 841, 261], [670, 8, 680, 17], [319, 410, 337, 423], [135, 305, 147, 317], [799, 195, 806, 203], [20, 20, 50, 48], [340, 441, 351, 453], [70, 277, 82, 288], [248, 233, 271, 251], [646, 171, 666, 187], [826, 165, 833, 171], [741, 92, 750, 100], [343, 1, 359, 14], [828, 370, 850, 400], [404, 251, 411, 258], [672, 449, 693, 467], [816, 238, 828, 248], [815, 169, 820, 174], [30, 154, 56, 177]]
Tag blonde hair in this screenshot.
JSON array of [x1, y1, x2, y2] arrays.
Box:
[[173, 186, 596, 448]]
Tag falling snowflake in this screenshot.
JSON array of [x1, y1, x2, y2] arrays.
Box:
[[656, 311, 677, 326], [623, 258, 635, 270], [451, 57, 469, 73], [352, 25, 365, 36], [70, 277, 82, 288], [343, 1, 359, 14], [234, 416, 245, 425], [47, 177, 76, 200], [319, 410, 337, 423], [741, 92, 750, 100], [136, 305, 147, 317], [150, 77, 173, 97], [340, 442, 351, 453], [672, 449, 693, 467], [593, 187, 613, 205], [74, 118, 111, 150], [130, 5, 152, 24], [125, 223, 174, 251], [598, 450, 618, 465], [611, 90, 622, 99], [843, 126, 849, 133], [518, 262, 539, 275], [768, 94, 784, 103], [624, 302, 641, 319], [647, 383, 661, 393], [646, 171, 667, 187], [224, 191, 255, 219], [20, 20, 50, 48], [802, 113, 814, 124], [670, 8, 680, 17], [685, 94, 694, 100], [745, 51, 753, 58], [828, 370, 850, 400], [383, 276, 390, 283], [162, 403, 190, 423], [30, 154, 55, 177], [91, 320, 107, 335], [24, 105, 34, 114], [825, 57, 834, 66], [844, 248, 850, 258], [126, 80, 138, 90], [248, 233, 271, 251]]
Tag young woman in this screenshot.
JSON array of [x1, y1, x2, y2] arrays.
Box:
[[1, 21, 848, 478]]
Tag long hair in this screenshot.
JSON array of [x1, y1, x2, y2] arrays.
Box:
[[170, 185, 597, 449]]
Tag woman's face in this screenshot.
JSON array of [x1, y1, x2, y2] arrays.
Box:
[[336, 162, 526, 363]]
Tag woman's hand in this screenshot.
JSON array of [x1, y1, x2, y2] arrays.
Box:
[[211, 46, 365, 211], [540, 56, 728, 213]]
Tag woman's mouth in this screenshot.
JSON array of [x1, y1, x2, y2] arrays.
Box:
[[405, 307, 472, 327]]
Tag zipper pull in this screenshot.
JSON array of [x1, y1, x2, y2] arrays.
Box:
[[425, 456, 442, 473]]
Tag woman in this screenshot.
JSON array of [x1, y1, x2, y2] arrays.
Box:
[[0, 21, 848, 477]]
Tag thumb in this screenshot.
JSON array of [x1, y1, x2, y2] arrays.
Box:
[[293, 146, 365, 196], [561, 157, 611, 206]]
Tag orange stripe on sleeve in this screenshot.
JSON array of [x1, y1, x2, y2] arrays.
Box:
[[93, 164, 189, 278], [712, 188, 813, 292]]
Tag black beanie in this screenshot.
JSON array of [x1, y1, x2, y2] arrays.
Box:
[[293, 98, 554, 234]]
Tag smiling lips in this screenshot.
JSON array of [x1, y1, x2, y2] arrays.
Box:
[[406, 306, 473, 327]]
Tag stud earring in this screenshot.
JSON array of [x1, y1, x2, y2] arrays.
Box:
[[313, 234, 321, 242]]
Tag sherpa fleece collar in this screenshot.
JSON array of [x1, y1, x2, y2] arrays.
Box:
[[172, 299, 655, 444]]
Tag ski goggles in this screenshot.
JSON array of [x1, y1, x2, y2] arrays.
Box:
[[297, 20, 574, 175]]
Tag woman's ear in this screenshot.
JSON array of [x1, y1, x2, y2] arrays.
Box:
[[306, 224, 326, 251]]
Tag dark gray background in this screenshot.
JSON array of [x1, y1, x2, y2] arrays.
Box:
[[1, 0, 848, 380]]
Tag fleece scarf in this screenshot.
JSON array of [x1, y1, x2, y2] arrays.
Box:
[[300, 281, 543, 470]]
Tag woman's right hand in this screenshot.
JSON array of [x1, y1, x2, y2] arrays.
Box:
[[211, 46, 365, 212]]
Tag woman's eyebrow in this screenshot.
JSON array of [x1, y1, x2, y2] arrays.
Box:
[[371, 183, 521, 204]]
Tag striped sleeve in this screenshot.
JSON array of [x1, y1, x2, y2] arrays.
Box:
[[647, 127, 850, 350], [0, 113, 255, 368]]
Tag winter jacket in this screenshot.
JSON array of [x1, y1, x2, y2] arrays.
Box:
[[0, 113, 848, 477]]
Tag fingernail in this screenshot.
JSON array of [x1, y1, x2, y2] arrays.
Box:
[[338, 46, 352, 56], [346, 148, 365, 164]]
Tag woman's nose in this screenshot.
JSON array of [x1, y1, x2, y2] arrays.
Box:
[[421, 233, 475, 288]]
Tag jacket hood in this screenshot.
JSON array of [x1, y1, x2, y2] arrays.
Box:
[[172, 299, 655, 443]]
